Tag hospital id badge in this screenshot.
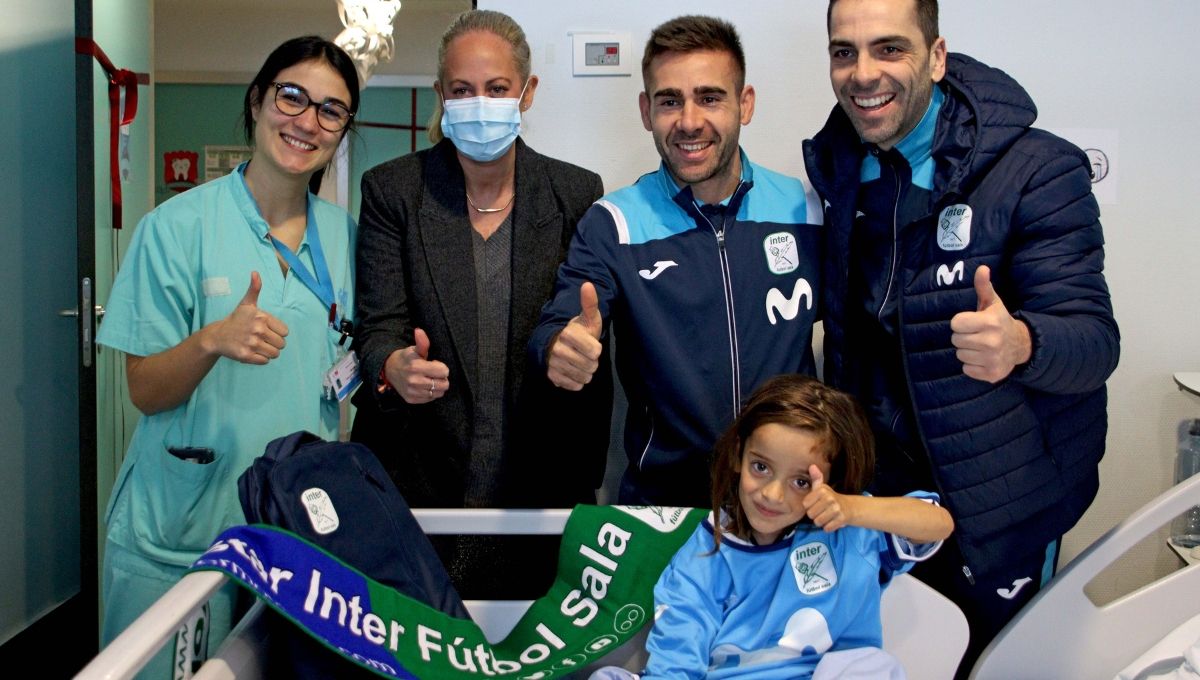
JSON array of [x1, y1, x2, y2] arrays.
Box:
[[323, 350, 361, 402]]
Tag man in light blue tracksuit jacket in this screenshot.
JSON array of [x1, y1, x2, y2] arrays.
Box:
[[530, 15, 823, 507]]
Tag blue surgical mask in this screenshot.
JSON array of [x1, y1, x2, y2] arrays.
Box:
[[440, 80, 529, 162]]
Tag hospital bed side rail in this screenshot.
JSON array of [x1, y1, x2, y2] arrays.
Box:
[[76, 507, 967, 680], [74, 509, 573, 680], [970, 473, 1200, 679]]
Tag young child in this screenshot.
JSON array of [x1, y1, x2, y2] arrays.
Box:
[[596, 374, 954, 679]]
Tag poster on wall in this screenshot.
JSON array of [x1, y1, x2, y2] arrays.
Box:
[[164, 150, 199, 193], [205, 145, 252, 182], [1050, 128, 1119, 206]]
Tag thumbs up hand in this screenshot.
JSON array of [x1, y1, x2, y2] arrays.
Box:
[[803, 464, 851, 532], [547, 282, 605, 391], [950, 265, 1032, 383], [208, 272, 289, 364], [384, 327, 451, 404], [577, 281, 603, 340]]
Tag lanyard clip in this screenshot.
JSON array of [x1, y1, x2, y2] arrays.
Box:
[[337, 319, 353, 347]]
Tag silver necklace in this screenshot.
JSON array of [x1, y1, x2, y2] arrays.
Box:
[[466, 191, 515, 213]]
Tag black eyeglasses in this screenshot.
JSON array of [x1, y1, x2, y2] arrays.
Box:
[[271, 82, 353, 132]]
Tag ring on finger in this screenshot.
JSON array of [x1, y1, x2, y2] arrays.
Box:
[[429, 379, 436, 398]]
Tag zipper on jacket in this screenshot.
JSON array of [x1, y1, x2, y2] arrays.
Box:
[[878, 156, 979, 579], [891, 224, 979, 583], [696, 200, 742, 415], [635, 412, 656, 471], [888, 411, 920, 465], [878, 162, 902, 321]]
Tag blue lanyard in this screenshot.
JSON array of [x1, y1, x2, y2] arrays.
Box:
[[268, 200, 342, 329]]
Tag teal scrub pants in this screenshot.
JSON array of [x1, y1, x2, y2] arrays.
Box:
[[101, 539, 238, 680]]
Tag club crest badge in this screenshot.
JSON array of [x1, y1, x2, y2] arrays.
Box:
[[763, 232, 799, 275], [791, 541, 837, 595], [302, 487, 340, 535], [613, 505, 692, 532], [937, 204, 973, 251]]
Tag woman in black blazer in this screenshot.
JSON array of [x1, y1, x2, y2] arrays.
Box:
[[350, 9, 613, 599]]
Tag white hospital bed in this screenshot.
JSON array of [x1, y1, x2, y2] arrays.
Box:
[[76, 509, 968, 680], [971, 473, 1200, 679]]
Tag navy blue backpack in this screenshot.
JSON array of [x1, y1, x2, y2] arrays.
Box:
[[238, 431, 469, 677]]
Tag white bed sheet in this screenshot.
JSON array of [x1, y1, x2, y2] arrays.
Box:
[[1116, 612, 1200, 680]]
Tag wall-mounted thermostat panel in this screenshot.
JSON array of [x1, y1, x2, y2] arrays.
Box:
[[570, 32, 632, 76]]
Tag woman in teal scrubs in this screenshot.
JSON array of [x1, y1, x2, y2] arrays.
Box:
[[96, 36, 360, 676]]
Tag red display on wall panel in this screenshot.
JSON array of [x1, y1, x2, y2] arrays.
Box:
[[164, 150, 199, 192]]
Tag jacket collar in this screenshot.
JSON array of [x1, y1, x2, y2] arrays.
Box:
[[659, 148, 755, 218], [860, 84, 944, 191], [417, 138, 559, 402], [933, 53, 1037, 198], [807, 52, 1038, 202]]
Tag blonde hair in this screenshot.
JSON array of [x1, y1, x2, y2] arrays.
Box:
[[428, 9, 532, 143]]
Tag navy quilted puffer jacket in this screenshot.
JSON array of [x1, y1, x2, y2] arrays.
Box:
[[803, 53, 1120, 577]]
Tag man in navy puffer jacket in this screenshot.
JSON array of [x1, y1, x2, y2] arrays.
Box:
[[803, 0, 1119, 674]]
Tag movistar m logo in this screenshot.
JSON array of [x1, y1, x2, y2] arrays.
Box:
[[765, 278, 814, 325], [936, 260, 964, 286], [638, 260, 678, 280]]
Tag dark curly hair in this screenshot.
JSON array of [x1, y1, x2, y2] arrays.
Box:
[[710, 374, 875, 546], [827, 0, 940, 48], [642, 15, 746, 92], [241, 36, 360, 193]]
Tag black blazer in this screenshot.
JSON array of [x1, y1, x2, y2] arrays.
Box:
[[350, 138, 613, 508]]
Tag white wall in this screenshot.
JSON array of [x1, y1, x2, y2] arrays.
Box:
[[94, 0, 156, 610], [483, 0, 828, 191], [489, 0, 1200, 598]]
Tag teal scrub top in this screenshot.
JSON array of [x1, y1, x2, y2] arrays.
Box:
[[97, 163, 355, 566]]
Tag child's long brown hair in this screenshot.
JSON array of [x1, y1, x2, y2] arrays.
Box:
[[710, 374, 875, 546]]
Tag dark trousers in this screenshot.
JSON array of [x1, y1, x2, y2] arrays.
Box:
[[910, 534, 1060, 680]]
